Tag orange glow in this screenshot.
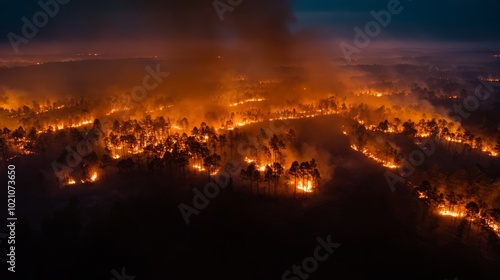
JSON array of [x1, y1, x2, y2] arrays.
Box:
[[350, 144, 398, 169], [439, 209, 465, 218], [193, 165, 206, 171], [297, 180, 313, 193], [229, 98, 266, 107], [210, 169, 220, 176], [91, 172, 98, 182]]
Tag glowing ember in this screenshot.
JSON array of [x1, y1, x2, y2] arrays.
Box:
[[193, 165, 206, 171], [417, 192, 427, 199], [350, 144, 398, 169], [297, 180, 313, 193], [210, 169, 220, 176], [68, 179, 76, 185], [91, 172, 98, 182], [229, 98, 266, 107], [439, 209, 465, 217]]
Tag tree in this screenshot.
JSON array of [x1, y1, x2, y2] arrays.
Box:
[[288, 161, 300, 198], [11, 126, 26, 144], [0, 137, 9, 168], [378, 120, 389, 132], [264, 165, 273, 197], [353, 123, 368, 149], [394, 118, 401, 132], [219, 134, 227, 158], [272, 162, 284, 196], [241, 163, 257, 195], [465, 201, 479, 238], [415, 180, 436, 220], [445, 191, 458, 226], [252, 169, 261, 195], [312, 168, 321, 195], [269, 134, 286, 163], [299, 161, 311, 194], [179, 118, 189, 133], [402, 121, 417, 138], [285, 129, 296, 143], [203, 153, 222, 181]]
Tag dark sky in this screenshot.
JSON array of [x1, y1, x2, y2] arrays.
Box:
[[292, 0, 500, 42], [0, 0, 499, 54]]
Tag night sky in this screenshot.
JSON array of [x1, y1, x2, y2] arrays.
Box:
[[0, 0, 499, 53]]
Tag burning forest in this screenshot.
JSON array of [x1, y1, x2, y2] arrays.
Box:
[[1, 0, 500, 279]]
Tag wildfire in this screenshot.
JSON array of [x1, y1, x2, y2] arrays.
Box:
[[350, 144, 398, 169], [193, 165, 206, 171], [106, 107, 132, 116], [70, 120, 93, 128], [486, 220, 500, 237], [355, 91, 386, 97], [91, 172, 98, 182], [297, 180, 313, 193], [68, 179, 76, 185], [210, 169, 220, 176], [417, 191, 427, 199], [439, 209, 465, 217], [229, 98, 266, 107]]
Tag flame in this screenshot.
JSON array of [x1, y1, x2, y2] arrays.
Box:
[[210, 169, 220, 176], [297, 180, 313, 193], [417, 191, 427, 199], [229, 98, 266, 107], [91, 172, 98, 182], [193, 165, 206, 171], [439, 209, 465, 217], [350, 144, 398, 169], [68, 179, 76, 185]]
